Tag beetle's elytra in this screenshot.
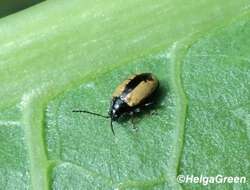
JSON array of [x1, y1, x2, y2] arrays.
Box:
[[73, 73, 159, 135]]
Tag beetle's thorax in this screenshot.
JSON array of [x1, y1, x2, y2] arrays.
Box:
[[109, 97, 128, 120]]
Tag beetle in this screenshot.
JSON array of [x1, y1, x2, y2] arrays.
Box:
[[72, 73, 159, 135]]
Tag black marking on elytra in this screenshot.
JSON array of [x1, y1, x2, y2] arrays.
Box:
[[122, 73, 153, 95]]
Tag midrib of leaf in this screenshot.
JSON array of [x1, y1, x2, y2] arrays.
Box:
[[0, 0, 249, 111]]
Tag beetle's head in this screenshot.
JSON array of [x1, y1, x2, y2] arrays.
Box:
[[109, 97, 127, 121]]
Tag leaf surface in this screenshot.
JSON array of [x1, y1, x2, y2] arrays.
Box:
[[180, 18, 250, 190], [0, 1, 250, 190]]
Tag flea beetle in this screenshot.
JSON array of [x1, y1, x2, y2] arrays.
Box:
[[73, 73, 159, 135]]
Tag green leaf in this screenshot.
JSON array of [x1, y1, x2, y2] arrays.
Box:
[[46, 57, 177, 189], [179, 18, 250, 189], [0, 0, 250, 190]]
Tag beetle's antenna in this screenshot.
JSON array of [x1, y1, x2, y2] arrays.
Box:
[[110, 119, 115, 135], [73, 110, 115, 135], [72, 110, 109, 119]]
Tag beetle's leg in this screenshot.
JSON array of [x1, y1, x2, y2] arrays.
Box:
[[141, 101, 158, 115], [142, 102, 154, 107], [140, 101, 155, 110], [150, 110, 158, 115], [129, 111, 138, 131], [131, 116, 138, 131]]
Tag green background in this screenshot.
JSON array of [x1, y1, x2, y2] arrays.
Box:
[[0, 0, 249, 189]]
